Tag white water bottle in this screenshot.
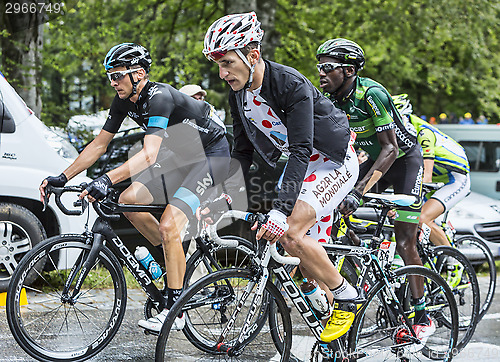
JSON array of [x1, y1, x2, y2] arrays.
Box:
[[135, 246, 163, 280], [300, 279, 332, 319]]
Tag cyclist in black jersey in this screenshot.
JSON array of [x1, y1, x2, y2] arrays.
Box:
[[40, 43, 230, 333], [204, 12, 364, 342], [316, 38, 435, 343]]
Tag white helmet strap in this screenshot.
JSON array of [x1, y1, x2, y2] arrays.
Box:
[[235, 47, 259, 89]]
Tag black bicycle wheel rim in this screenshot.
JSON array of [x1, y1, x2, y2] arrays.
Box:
[[6, 234, 127, 362], [155, 268, 292, 361]]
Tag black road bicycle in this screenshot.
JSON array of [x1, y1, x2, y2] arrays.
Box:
[[339, 192, 479, 354], [6, 185, 255, 362], [155, 197, 459, 362]]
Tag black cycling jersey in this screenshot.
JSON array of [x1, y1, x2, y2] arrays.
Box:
[[103, 81, 226, 151]]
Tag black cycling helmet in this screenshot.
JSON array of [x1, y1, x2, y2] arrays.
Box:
[[103, 43, 152, 73], [316, 38, 365, 72]]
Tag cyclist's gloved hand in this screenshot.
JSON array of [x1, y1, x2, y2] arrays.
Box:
[[85, 174, 112, 201], [40, 173, 68, 203], [256, 209, 289, 242], [197, 193, 232, 223], [44, 173, 68, 187], [339, 189, 362, 216]]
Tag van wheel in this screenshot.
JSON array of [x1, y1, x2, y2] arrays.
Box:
[[0, 203, 47, 292]]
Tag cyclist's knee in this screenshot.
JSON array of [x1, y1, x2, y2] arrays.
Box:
[[158, 219, 182, 243], [280, 229, 303, 253]]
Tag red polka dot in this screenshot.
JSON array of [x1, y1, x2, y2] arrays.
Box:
[[320, 215, 331, 222], [326, 226, 332, 236], [319, 239, 327, 243], [262, 120, 272, 128], [253, 97, 261, 106], [267, 108, 277, 119], [310, 154, 320, 162], [304, 174, 316, 182], [323, 157, 329, 162], [317, 225, 321, 234]]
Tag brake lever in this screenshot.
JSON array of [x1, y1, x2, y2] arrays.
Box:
[[42, 185, 53, 212]]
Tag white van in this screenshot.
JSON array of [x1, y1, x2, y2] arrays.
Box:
[[0, 71, 93, 291], [437, 124, 500, 200]]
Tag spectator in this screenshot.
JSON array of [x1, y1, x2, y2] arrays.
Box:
[[439, 113, 448, 124], [459, 112, 474, 125], [449, 112, 458, 124], [179, 84, 207, 101], [429, 116, 436, 124], [420, 115, 427, 122], [476, 115, 488, 124]]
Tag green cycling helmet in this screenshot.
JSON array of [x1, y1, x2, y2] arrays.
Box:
[[316, 38, 365, 71]]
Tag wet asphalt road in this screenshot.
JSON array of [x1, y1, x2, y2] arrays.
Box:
[[1, 276, 500, 361]]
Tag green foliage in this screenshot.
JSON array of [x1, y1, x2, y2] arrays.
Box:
[[39, 0, 500, 127]]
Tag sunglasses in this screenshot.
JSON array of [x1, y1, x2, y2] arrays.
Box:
[[316, 62, 350, 74], [207, 50, 228, 61], [106, 68, 138, 82]]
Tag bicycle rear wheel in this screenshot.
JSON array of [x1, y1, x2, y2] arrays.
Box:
[[155, 268, 292, 361], [348, 266, 458, 361], [454, 235, 497, 319], [432, 245, 480, 353], [6, 234, 127, 362]]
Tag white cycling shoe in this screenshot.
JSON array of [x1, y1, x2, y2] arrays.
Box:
[[409, 318, 436, 352], [138, 309, 185, 333]]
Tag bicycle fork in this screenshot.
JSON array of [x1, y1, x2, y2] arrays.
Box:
[[216, 245, 271, 356], [61, 232, 105, 304]]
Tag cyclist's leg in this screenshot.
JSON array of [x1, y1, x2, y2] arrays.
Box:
[[119, 181, 163, 245], [424, 172, 470, 246], [388, 150, 437, 338], [420, 198, 448, 245]]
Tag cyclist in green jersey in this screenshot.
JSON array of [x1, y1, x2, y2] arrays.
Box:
[[393, 94, 471, 247], [316, 38, 435, 344]]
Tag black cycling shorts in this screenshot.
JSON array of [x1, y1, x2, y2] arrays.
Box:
[[358, 147, 423, 214], [134, 137, 230, 217]]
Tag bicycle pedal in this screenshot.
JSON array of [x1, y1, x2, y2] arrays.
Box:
[[143, 329, 159, 337]]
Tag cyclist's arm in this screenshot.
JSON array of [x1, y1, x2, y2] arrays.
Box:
[[355, 88, 398, 195], [106, 130, 163, 184], [62, 129, 115, 180], [417, 126, 436, 183], [356, 129, 398, 195], [229, 92, 254, 176]]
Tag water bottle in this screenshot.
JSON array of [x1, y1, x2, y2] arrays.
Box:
[[300, 279, 331, 319], [135, 246, 163, 280]]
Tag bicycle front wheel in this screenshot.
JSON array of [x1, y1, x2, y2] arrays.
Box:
[[348, 266, 458, 361], [155, 268, 292, 361], [6, 234, 127, 362], [454, 234, 497, 319]]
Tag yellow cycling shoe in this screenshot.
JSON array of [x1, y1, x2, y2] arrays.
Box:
[[320, 299, 362, 342]]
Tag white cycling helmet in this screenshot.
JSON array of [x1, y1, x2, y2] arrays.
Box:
[[203, 11, 264, 60], [203, 12, 264, 89], [392, 94, 413, 117]]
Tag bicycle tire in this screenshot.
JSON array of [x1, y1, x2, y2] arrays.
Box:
[[6, 234, 127, 362], [432, 245, 480, 353], [184, 235, 255, 286], [348, 266, 458, 361], [155, 268, 292, 361], [454, 234, 497, 319], [144, 235, 256, 319]]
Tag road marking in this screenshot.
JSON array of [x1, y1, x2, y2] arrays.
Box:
[[480, 312, 500, 320]]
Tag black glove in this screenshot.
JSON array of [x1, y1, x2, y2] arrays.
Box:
[[339, 189, 362, 215], [44, 173, 68, 187], [86, 174, 112, 200]]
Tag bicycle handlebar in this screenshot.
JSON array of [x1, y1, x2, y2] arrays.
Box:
[[44, 184, 120, 221], [207, 210, 301, 266], [44, 184, 88, 215]]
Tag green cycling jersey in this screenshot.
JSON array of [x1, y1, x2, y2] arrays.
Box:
[[330, 77, 418, 160], [409, 115, 469, 178]]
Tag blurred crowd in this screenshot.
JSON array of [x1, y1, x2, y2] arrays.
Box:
[[422, 112, 489, 125]]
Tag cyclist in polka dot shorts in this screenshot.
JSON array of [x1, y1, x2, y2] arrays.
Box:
[[204, 12, 363, 342]]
